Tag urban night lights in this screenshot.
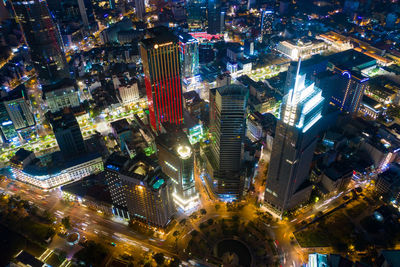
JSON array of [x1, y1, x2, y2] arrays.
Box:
[[0, 0, 400, 266]]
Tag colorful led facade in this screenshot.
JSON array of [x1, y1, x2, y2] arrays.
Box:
[[140, 30, 183, 131], [178, 32, 199, 79], [178, 32, 200, 92]]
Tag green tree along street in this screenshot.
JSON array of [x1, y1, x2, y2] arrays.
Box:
[[387, 105, 400, 118], [169, 257, 181, 267], [0, 225, 27, 266], [152, 252, 165, 265], [0, 194, 57, 264], [74, 240, 108, 266], [129, 220, 155, 236], [61, 216, 71, 229], [0, 194, 55, 244]]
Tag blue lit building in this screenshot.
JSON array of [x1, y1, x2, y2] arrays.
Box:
[[0, 85, 36, 143], [178, 32, 199, 79], [330, 70, 369, 114], [244, 39, 254, 57], [308, 253, 328, 267], [264, 60, 325, 216], [0, 107, 18, 142], [178, 31, 200, 92], [315, 69, 369, 115]]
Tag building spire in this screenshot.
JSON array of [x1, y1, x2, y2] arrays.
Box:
[[291, 57, 302, 103], [294, 57, 302, 92]]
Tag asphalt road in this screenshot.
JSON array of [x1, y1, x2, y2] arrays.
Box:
[[0, 178, 180, 265]]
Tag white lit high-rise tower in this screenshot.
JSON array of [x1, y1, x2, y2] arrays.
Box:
[[264, 60, 325, 216]]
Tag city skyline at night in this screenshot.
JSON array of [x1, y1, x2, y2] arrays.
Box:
[[0, 0, 400, 266]]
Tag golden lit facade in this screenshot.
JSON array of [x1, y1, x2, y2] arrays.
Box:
[[121, 168, 175, 227]]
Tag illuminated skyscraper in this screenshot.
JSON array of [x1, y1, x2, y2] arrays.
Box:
[[208, 84, 248, 200], [11, 0, 69, 85], [187, 0, 206, 30], [156, 130, 198, 211], [135, 0, 145, 21], [264, 60, 325, 216], [178, 32, 199, 92], [178, 32, 199, 79], [0, 85, 36, 143], [105, 152, 175, 227], [327, 70, 368, 114], [2, 85, 35, 132], [140, 27, 183, 131], [47, 0, 97, 32], [50, 109, 86, 159], [77, 0, 97, 31], [207, 0, 224, 34], [260, 9, 274, 42], [0, 105, 18, 142], [244, 39, 254, 56]]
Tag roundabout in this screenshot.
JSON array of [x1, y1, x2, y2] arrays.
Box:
[[215, 238, 252, 267], [183, 207, 276, 267], [66, 232, 80, 246]]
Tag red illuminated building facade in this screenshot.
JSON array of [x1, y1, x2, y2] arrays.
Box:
[[140, 28, 183, 131]]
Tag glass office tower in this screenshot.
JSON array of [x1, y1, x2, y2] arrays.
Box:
[[12, 0, 69, 84], [264, 60, 325, 216]]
